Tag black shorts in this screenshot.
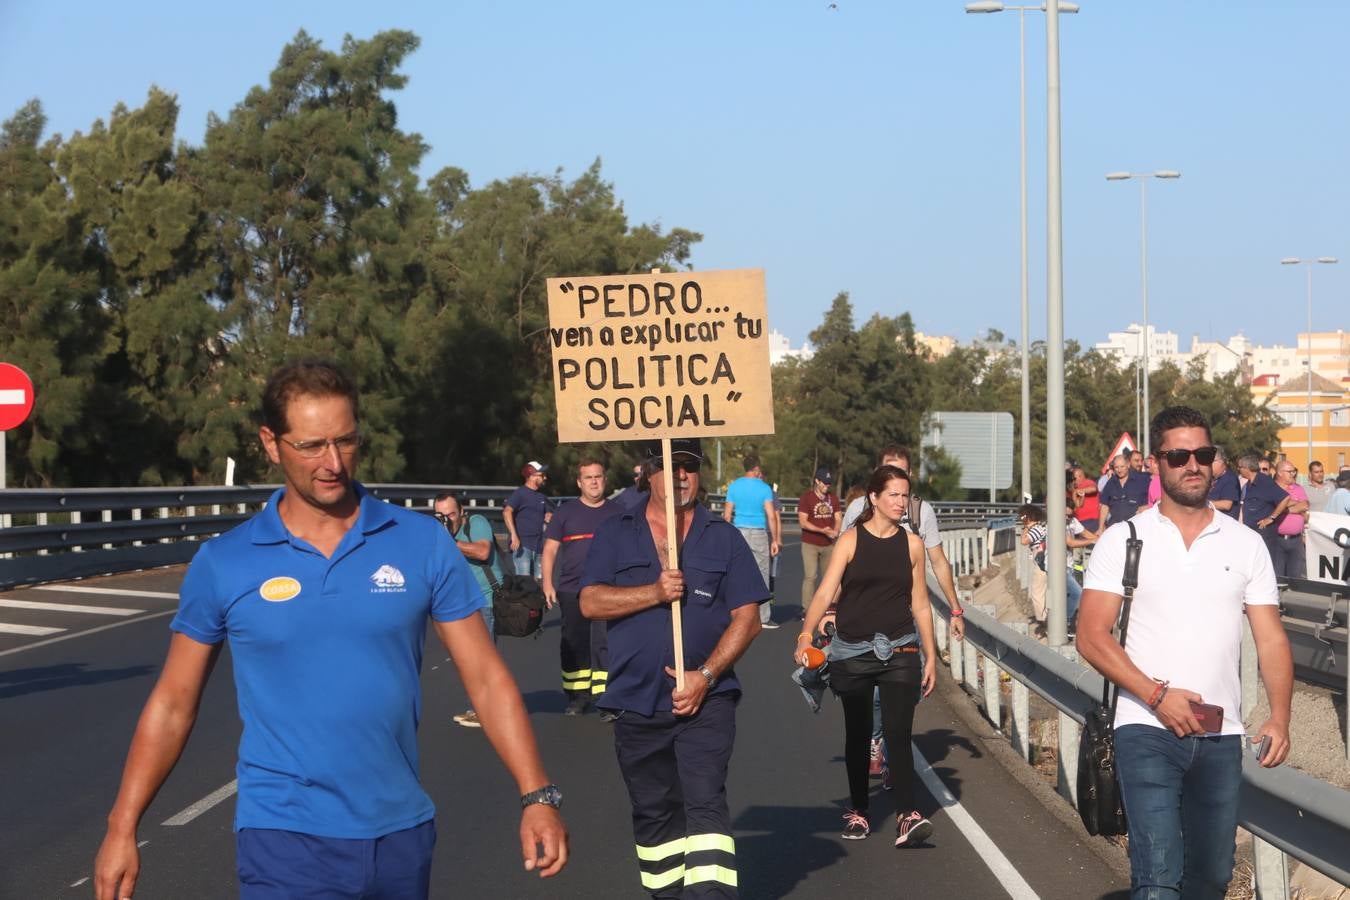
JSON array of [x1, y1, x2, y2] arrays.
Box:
[[828, 649, 921, 695]]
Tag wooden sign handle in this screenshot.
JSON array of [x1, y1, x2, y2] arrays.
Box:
[[663, 441, 686, 691]]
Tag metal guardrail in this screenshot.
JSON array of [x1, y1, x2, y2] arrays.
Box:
[[923, 538, 1350, 894], [0, 484, 512, 590]]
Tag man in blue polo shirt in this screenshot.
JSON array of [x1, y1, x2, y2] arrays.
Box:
[[94, 360, 567, 900], [504, 461, 554, 579], [582, 438, 765, 899], [1237, 453, 1296, 563], [1208, 446, 1241, 519], [1098, 453, 1151, 530]]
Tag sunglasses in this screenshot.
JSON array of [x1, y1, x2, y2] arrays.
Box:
[[652, 459, 701, 474], [1158, 446, 1218, 468]]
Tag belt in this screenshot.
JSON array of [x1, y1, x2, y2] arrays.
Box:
[[1275, 533, 1302, 540]]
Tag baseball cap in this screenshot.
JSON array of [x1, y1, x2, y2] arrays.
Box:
[[814, 467, 833, 485], [640, 438, 703, 463], [522, 461, 548, 477]]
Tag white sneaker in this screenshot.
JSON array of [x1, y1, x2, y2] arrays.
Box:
[[453, 710, 481, 728]]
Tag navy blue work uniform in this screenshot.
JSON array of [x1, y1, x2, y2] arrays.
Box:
[[581, 502, 767, 898], [1240, 471, 1288, 560], [1209, 468, 1241, 519], [544, 498, 620, 701], [1100, 471, 1150, 526]]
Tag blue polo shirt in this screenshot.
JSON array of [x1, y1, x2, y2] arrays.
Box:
[[1240, 472, 1287, 531], [170, 484, 484, 839], [1209, 469, 1241, 519], [725, 476, 773, 529], [581, 504, 768, 716], [1099, 471, 1150, 525]]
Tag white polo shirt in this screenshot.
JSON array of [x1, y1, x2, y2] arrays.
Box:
[[1083, 504, 1277, 736]]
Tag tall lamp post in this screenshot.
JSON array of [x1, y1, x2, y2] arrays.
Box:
[[965, 0, 1079, 504], [1106, 169, 1180, 458], [1280, 256, 1338, 468]]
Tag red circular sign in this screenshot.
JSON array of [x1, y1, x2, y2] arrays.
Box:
[[0, 363, 35, 431]]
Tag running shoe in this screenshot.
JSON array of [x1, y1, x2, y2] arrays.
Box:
[[840, 810, 870, 840], [761, 621, 780, 630], [868, 738, 885, 776], [894, 811, 932, 848], [453, 710, 482, 728]]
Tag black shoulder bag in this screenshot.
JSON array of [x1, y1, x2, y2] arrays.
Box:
[[451, 516, 545, 639], [1076, 519, 1142, 837]]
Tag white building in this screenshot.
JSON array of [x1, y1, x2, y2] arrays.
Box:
[[1093, 323, 1179, 369]]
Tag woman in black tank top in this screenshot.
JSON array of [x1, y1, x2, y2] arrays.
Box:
[[794, 465, 939, 847]]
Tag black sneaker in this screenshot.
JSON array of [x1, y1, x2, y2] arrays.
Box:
[[564, 697, 588, 717], [894, 811, 932, 847], [841, 809, 870, 840]]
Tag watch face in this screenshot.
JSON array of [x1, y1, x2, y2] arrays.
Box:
[[524, 784, 562, 809]]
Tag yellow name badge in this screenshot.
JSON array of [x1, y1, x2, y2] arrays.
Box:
[[259, 576, 302, 603]]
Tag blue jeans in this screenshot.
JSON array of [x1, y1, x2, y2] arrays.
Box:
[[1066, 569, 1082, 622], [513, 545, 541, 578], [1114, 725, 1242, 899]]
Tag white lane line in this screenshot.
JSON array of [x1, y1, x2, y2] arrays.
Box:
[[0, 623, 64, 635], [0, 609, 175, 658], [69, 877, 89, 888], [0, 598, 143, 616], [163, 780, 237, 826], [912, 743, 1040, 900], [31, 585, 179, 600]]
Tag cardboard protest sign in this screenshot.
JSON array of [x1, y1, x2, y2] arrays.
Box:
[[1307, 511, 1350, 585], [544, 268, 774, 443]]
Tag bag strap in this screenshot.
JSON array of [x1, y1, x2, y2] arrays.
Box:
[[1103, 520, 1143, 711], [909, 495, 923, 529], [460, 516, 501, 591]]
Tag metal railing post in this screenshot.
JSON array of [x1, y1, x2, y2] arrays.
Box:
[[1252, 836, 1289, 900], [1056, 645, 1080, 808], [1010, 621, 1031, 760]]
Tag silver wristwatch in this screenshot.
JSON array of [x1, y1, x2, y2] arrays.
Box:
[[698, 665, 717, 689], [521, 784, 562, 810]]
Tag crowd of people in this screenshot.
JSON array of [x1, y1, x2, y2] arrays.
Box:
[[90, 359, 1311, 899]]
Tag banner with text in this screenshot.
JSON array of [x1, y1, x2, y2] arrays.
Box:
[[545, 269, 774, 442], [1308, 511, 1350, 585]]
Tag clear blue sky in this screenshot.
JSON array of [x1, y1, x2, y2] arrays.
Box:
[[3, 1, 1345, 352]]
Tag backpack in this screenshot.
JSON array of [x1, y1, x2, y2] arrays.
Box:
[[488, 573, 546, 638]]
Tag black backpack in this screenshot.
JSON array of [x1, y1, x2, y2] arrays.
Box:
[[479, 564, 546, 638]]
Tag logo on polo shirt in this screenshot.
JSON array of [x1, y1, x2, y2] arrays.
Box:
[[259, 576, 301, 602], [370, 564, 407, 593], [694, 588, 713, 599]]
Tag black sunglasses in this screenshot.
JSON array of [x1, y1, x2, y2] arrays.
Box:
[[652, 459, 701, 474], [1158, 446, 1218, 468]]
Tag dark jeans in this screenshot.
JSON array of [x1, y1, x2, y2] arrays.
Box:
[[1269, 533, 1306, 580], [1114, 725, 1242, 899]]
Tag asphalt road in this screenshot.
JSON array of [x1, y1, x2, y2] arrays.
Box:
[[1, 541, 1129, 899]]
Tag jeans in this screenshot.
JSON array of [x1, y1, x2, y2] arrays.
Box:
[[1114, 725, 1242, 899], [1269, 533, 1306, 580], [513, 545, 541, 578], [737, 527, 772, 624], [1066, 568, 1082, 623]]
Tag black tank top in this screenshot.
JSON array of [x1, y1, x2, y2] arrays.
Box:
[[836, 524, 914, 642]]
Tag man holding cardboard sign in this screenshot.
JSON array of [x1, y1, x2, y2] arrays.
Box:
[[581, 438, 764, 898]]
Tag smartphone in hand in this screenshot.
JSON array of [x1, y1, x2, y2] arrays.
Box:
[[1250, 734, 1271, 762], [1188, 701, 1224, 733]]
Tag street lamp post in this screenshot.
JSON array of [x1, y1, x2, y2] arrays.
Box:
[[966, 0, 1079, 504], [1280, 256, 1338, 468], [1106, 170, 1180, 458]]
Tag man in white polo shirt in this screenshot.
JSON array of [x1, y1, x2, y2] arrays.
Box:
[[1077, 406, 1293, 900]]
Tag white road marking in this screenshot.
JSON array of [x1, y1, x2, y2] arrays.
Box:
[[912, 742, 1040, 900], [0, 609, 175, 658], [0, 598, 143, 616], [0, 623, 64, 635], [69, 877, 89, 888], [31, 585, 179, 600], [163, 780, 237, 826]]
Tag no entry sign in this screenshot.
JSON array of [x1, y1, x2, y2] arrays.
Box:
[[0, 363, 35, 431]]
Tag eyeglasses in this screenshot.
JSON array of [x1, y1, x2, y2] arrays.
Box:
[[652, 459, 701, 475], [1158, 446, 1218, 468], [277, 432, 362, 458]]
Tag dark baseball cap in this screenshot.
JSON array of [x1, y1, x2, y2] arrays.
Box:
[[814, 467, 833, 485], [641, 438, 703, 463], [1336, 468, 1350, 487]]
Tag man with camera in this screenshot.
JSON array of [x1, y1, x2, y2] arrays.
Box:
[[435, 492, 504, 728], [1077, 406, 1292, 899]]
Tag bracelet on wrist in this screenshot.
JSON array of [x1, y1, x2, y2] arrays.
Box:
[[796, 632, 813, 643], [1146, 679, 1170, 710], [950, 609, 965, 618]]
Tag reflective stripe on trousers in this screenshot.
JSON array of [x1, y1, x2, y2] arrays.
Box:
[[614, 692, 739, 898]]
